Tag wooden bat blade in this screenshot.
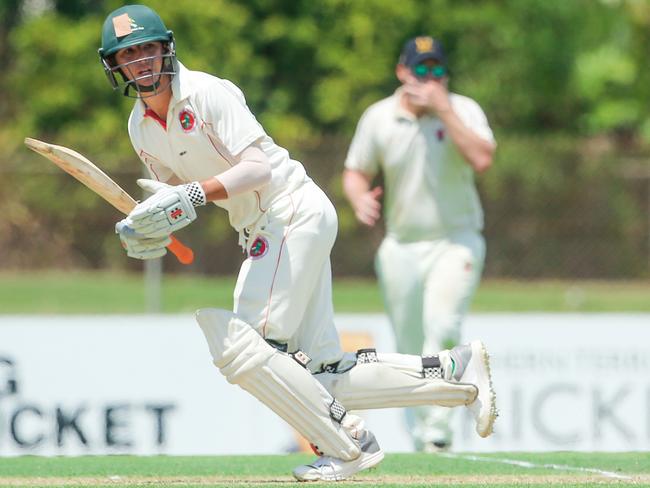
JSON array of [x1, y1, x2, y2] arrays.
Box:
[[24, 137, 194, 265], [25, 137, 136, 215]]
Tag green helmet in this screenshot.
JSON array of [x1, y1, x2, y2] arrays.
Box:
[[99, 4, 173, 58], [98, 4, 177, 98]]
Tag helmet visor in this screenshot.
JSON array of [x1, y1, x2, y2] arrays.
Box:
[[102, 44, 176, 98]]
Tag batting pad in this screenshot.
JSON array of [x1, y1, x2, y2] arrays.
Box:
[[315, 351, 477, 410], [195, 308, 361, 461]]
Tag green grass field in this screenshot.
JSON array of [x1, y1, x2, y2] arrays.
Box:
[[0, 271, 649, 314], [0, 452, 648, 487]]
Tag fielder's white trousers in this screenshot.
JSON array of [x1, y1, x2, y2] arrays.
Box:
[[375, 230, 485, 447], [233, 180, 344, 370]]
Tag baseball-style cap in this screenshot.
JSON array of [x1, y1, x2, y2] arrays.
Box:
[[398, 36, 446, 67]]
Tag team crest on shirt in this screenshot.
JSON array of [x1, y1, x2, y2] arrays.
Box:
[[179, 108, 196, 132], [249, 236, 269, 259]]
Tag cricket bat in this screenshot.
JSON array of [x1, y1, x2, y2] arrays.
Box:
[[24, 137, 194, 265]]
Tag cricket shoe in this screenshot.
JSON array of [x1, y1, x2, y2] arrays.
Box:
[[449, 340, 498, 438], [422, 440, 451, 453], [292, 430, 384, 481]]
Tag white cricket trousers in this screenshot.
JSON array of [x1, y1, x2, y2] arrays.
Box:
[[375, 230, 485, 447], [233, 180, 344, 371]]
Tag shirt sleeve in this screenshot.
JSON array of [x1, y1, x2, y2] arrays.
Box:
[[201, 79, 266, 157], [343, 107, 380, 177], [452, 96, 496, 144], [215, 143, 271, 196]]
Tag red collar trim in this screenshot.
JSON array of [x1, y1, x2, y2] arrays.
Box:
[[144, 108, 167, 130]]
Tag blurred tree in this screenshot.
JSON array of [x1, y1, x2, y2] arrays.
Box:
[[0, 0, 23, 119], [0, 0, 647, 277]]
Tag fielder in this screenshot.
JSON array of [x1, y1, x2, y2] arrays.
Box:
[[343, 36, 496, 451], [100, 6, 497, 480]]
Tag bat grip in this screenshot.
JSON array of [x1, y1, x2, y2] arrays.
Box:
[[167, 235, 194, 265]]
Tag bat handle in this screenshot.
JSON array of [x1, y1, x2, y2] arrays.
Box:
[[167, 235, 194, 265]]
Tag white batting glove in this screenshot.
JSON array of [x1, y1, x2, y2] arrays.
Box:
[[123, 179, 206, 239], [115, 224, 171, 260]]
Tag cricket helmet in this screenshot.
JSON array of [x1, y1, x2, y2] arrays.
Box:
[[98, 4, 177, 98]]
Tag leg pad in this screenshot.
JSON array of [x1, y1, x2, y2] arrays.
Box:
[[196, 308, 361, 460], [316, 349, 477, 410]]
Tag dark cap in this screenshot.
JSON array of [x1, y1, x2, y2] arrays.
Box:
[[399, 36, 446, 67]]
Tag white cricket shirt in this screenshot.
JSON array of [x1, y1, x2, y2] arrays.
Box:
[[128, 62, 309, 232], [344, 89, 495, 242]]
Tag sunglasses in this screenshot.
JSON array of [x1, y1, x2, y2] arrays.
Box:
[[412, 64, 447, 79]]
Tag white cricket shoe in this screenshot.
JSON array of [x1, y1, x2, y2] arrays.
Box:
[[292, 430, 384, 481], [449, 340, 498, 438]]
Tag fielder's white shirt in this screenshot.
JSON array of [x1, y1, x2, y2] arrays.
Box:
[[344, 89, 495, 242], [128, 62, 309, 232]]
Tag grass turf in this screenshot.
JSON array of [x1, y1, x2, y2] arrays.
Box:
[[0, 271, 649, 314], [0, 452, 648, 487]]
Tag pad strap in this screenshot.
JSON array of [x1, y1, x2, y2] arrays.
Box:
[[329, 398, 347, 423], [422, 356, 443, 379], [291, 350, 312, 368], [356, 348, 379, 364], [266, 339, 288, 352], [320, 361, 340, 373]]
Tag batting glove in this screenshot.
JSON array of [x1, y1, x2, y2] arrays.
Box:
[[122, 179, 206, 239], [115, 224, 171, 260]]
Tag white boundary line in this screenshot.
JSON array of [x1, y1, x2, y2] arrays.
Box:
[[440, 453, 632, 480]]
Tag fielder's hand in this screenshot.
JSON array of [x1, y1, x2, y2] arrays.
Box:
[[120, 179, 206, 239], [403, 79, 452, 115], [352, 186, 383, 227], [115, 223, 171, 260]]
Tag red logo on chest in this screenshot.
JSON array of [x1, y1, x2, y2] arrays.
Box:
[[437, 128, 445, 141], [179, 109, 196, 132], [249, 237, 269, 259]]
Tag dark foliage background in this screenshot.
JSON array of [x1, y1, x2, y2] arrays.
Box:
[[1, 0, 648, 279]]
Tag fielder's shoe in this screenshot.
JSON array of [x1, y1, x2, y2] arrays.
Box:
[[292, 430, 384, 481], [449, 340, 497, 438], [422, 440, 451, 453]]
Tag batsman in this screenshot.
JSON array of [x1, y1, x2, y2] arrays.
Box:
[[100, 5, 497, 481]]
